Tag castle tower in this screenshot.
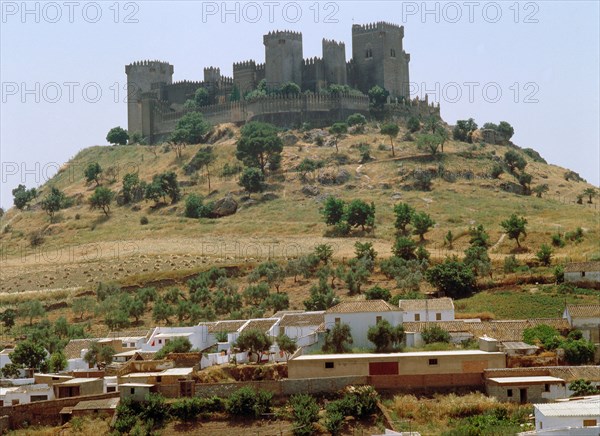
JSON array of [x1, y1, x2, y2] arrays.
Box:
[[125, 60, 174, 135], [203, 67, 221, 84], [233, 60, 257, 98], [263, 30, 303, 91], [322, 39, 347, 87], [351, 22, 410, 99]]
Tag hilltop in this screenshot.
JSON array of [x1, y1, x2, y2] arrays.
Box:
[[0, 120, 598, 336]]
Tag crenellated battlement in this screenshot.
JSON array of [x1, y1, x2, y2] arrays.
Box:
[[127, 21, 414, 139], [263, 30, 303, 43], [352, 21, 404, 36], [322, 38, 345, 48], [233, 60, 257, 71]]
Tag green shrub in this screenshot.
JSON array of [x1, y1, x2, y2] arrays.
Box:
[[140, 216, 149, 225], [421, 325, 451, 344], [503, 255, 520, 273], [551, 233, 565, 247], [227, 387, 272, 418], [289, 394, 320, 436]]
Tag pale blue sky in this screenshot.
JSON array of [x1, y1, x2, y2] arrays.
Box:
[[1, 1, 599, 208]]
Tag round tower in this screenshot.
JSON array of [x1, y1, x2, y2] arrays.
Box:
[[125, 60, 174, 135], [263, 30, 303, 91]]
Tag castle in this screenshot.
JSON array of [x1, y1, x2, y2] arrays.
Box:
[[126, 22, 438, 143]]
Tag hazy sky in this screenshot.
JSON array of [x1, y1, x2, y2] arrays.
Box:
[[1, 1, 599, 209]]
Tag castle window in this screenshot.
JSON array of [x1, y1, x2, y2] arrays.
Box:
[[391, 49, 396, 58], [279, 39, 286, 44], [365, 48, 373, 59]]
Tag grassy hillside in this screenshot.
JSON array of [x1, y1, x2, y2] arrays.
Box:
[[0, 121, 598, 336]]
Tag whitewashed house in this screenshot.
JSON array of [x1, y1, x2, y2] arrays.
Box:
[[563, 304, 600, 343], [533, 396, 600, 434], [564, 262, 600, 284], [398, 298, 455, 322], [324, 300, 403, 349], [0, 384, 55, 406], [142, 325, 211, 353]]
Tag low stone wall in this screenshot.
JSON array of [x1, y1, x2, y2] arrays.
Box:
[[368, 373, 484, 395], [193, 375, 368, 398], [1, 392, 120, 430]]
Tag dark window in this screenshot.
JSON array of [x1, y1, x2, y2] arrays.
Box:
[[376, 316, 382, 323], [325, 361, 334, 369], [415, 314, 420, 321], [428, 358, 438, 365], [30, 395, 48, 402], [507, 389, 513, 397], [107, 386, 116, 393], [130, 388, 135, 394], [279, 39, 286, 44], [365, 48, 373, 59], [436, 313, 442, 321], [157, 376, 162, 383], [544, 384, 550, 392], [581, 271, 586, 277], [390, 49, 396, 57], [335, 317, 341, 325]]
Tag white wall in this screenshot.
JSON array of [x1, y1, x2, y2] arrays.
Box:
[[536, 410, 600, 432], [402, 308, 454, 322], [324, 312, 403, 349], [142, 325, 211, 352], [565, 271, 600, 283]]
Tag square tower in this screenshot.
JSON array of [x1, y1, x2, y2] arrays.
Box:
[[351, 22, 410, 99], [263, 30, 303, 91]]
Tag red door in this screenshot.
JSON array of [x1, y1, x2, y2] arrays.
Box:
[[369, 361, 398, 375]]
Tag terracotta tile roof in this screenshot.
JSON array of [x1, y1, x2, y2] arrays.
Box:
[[326, 300, 400, 314], [241, 319, 278, 334], [485, 366, 600, 383], [398, 298, 454, 311], [272, 310, 306, 318], [64, 339, 96, 360], [279, 312, 325, 327], [403, 319, 570, 342], [207, 320, 247, 333], [565, 261, 600, 273], [565, 304, 600, 318]]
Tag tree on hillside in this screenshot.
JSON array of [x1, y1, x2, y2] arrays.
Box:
[[533, 184, 549, 198], [236, 329, 273, 363], [347, 113, 367, 132], [518, 172, 533, 194], [0, 309, 16, 329], [9, 340, 47, 372], [84, 342, 115, 369], [345, 199, 375, 232], [106, 126, 129, 145], [368, 85, 389, 111], [422, 325, 451, 344], [48, 351, 67, 372], [469, 224, 491, 249], [323, 322, 353, 353], [536, 244, 553, 266], [501, 213, 528, 248], [239, 167, 265, 195], [89, 186, 114, 216], [411, 211, 435, 241], [464, 246, 492, 278], [380, 123, 400, 156], [393, 203, 415, 235], [392, 236, 417, 260], [249, 261, 286, 293], [19, 300, 46, 325], [276, 334, 297, 361], [329, 123, 348, 153], [322, 196, 346, 226], [236, 121, 283, 174], [406, 116, 420, 133], [84, 162, 103, 186], [193, 87, 210, 107], [497, 121, 514, 140], [504, 150, 527, 174], [12, 184, 37, 210], [122, 172, 146, 204], [184, 146, 216, 191], [583, 187, 597, 204], [452, 118, 477, 143], [170, 112, 211, 151], [365, 286, 392, 302], [243, 283, 270, 306], [417, 133, 444, 157], [304, 277, 339, 311], [145, 171, 181, 204], [40, 187, 66, 222], [425, 258, 476, 298], [71, 297, 95, 321], [569, 379, 600, 397], [368, 319, 404, 352]]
